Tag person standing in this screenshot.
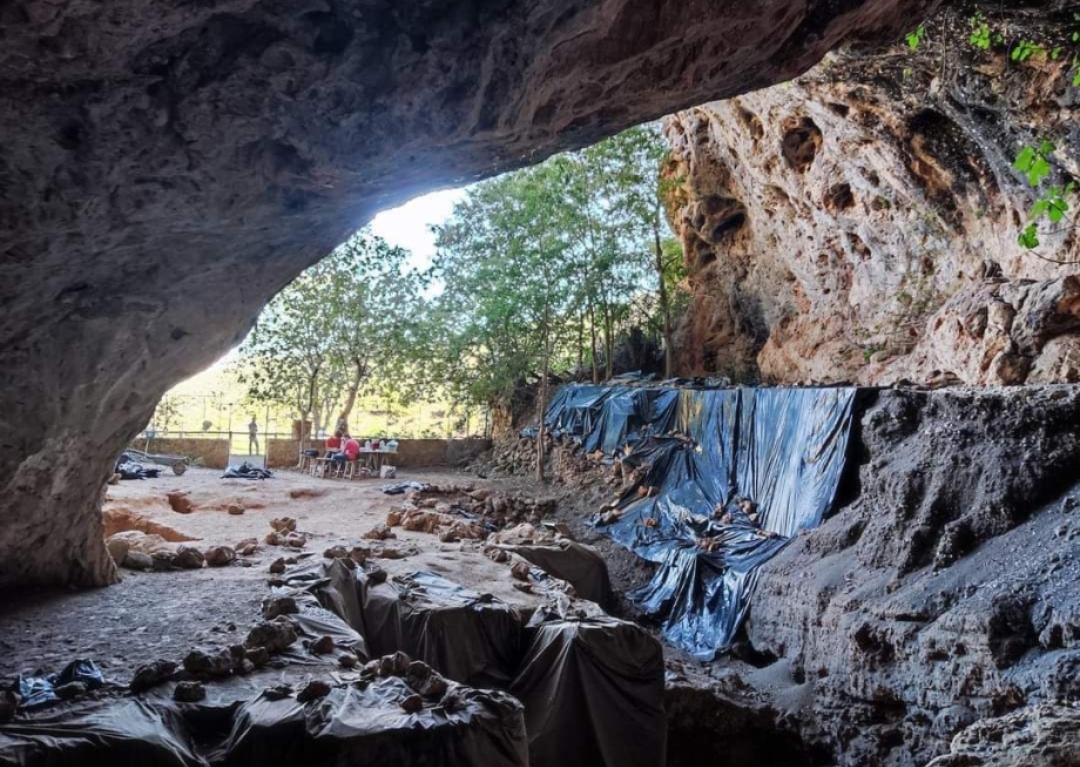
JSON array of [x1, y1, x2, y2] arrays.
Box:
[[248, 416, 259, 454]]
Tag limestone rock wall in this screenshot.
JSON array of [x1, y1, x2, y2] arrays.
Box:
[[665, 3, 1080, 385], [0, 0, 941, 587]]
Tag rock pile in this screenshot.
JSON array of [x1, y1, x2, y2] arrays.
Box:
[[264, 517, 307, 548], [386, 484, 557, 537]]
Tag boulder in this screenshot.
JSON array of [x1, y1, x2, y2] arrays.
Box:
[[245, 617, 298, 653], [204, 545, 236, 567], [130, 659, 178, 693], [174, 545, 205, 570], [167, 492, 195, 514]]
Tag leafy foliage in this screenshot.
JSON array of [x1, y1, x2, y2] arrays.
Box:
[[420, 125, 685, 410], [905, 25, 926, 51], [237, 231, 424, 438]]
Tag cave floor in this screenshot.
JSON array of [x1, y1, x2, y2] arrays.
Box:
[[0, 466, 557, 685]]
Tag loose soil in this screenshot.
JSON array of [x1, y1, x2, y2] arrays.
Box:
[[0, 467, 560, 685]]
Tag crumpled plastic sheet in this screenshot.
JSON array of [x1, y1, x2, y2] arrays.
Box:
[[509, 602, 666, 767], [355, 571, 525, 690], [0, 682, 528, 767], [545, 384, 856, 659], [17, 661, 104, 709], [212, 680, 527, 767], [221, 464, 273, 480], [380, 482, 430, 495]]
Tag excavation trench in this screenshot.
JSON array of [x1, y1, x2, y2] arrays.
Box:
[[3, 383, 1080, 766]]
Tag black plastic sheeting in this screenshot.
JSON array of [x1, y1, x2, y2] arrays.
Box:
[[0, 683, 527, 767], [355, 571, 525, 690], [545, 384, 856, 659], [211, 682, 527, 767], [509, 603, 666, 767]]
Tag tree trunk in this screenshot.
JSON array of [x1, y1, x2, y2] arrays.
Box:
[[589, 302, 599, 383], [337, 357, 367, 434], [537, 323, 552, 482], [654, 221, 675, 378]]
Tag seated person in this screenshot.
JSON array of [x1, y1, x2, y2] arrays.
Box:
[[325, 432, 343, 455], [343, 435, 361, 463]]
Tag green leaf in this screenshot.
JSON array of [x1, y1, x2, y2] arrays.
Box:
[[1013, 147, 1036, 173], [1018, 224, 1040, 249]]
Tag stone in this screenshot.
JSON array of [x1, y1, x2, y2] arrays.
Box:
[[268, 558, 286, 574], [245, 646, 270, 669], [296, 681, 332, 703], [122, 550, 154, 571], [270, 518, 297, 534], [262, 596, 299, 620], [151, 550, 179, 571], [173, 681, 206, 703], [227, 504, 245, 516], [54, 681, 87, 700], [310, 635, 335, 655], [283, 533, 307, 549], [183, 646, 244, 678], [400, 694, 424, 714], [510, 561, 531, 582], [167, 492, 196, 514], [245, 617, 298, 653], [338, 653, 358, 669], [363, 524, 396, 541], [174, 545, 205, 570], [130, 659, 178, 693], [365, 566, 388, 585], [235, 538, 259, 557], [204, 545, 236, 567], [264, 685, 293, 702], [106, 536, 131, 566], [323, 545, 348, 560], [386, 509, 404, 527]]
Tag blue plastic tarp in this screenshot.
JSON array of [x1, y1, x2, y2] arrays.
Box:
[[544, 385, 855, 659]]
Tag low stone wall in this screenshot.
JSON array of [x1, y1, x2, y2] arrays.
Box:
[[128, 438, 230, 470], [265, 438, 492, 469]]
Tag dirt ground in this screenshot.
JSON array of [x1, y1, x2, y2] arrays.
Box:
[[0, 466, 564, 686]]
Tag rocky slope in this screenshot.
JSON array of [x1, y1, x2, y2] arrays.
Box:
[[746, 385, 1080, 764], [0, 0, 941, 588], [665, 1, 1080, 385]]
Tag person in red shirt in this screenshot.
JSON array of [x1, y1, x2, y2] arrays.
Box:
[[325, 433, 342, 452], [343, 435, 360, 461]]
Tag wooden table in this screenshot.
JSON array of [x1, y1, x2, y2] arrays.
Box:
[[358, 449, 394, 473]]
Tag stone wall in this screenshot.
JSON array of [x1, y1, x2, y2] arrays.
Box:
[[128, 438, 230, 470], [265, 439, 492, 470]]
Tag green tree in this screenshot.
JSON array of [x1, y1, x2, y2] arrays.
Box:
[[237, 229, 424, 460]]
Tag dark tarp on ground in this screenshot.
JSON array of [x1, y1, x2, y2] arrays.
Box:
[[0, 698, 202, 767], [213, 680, 528, 767], [495, 540, 613, 605], [509, 603, 666, 767], [354, 571, 525, 690], [545, 384, 856, 659], [0, 680, 527, 767]]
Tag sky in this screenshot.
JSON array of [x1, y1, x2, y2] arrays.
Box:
[[369, 187, 468, 271], [194, 187, 466, 378]]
